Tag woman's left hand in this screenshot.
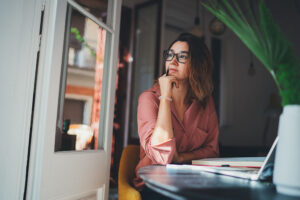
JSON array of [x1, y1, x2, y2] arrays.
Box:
[[172, 151, 183, 163]]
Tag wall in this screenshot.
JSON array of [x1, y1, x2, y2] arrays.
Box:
[[163, 0, 300, 147], [122, 0, 150, 8], [220, 0, 300, 147], [219, 33, 279, 147], [0, 0, 42, 198]]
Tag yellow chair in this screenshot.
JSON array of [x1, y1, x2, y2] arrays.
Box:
[[118, 145, 141, 200]]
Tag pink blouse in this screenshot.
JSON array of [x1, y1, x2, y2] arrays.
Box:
[[133, 84, 219, 190]]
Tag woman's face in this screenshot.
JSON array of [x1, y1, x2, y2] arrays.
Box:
[[165, 41, 190, 81]]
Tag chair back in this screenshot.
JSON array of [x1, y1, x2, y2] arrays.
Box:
[[118, 145, 141, 200]]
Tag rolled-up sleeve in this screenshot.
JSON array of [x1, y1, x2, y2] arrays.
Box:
[[192, 98, 219, 159], [137, 92, 176, 165]]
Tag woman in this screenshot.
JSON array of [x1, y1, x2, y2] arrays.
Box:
[[134, 33, 219, 194]]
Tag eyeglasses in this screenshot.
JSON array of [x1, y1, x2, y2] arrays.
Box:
[[163, 50, 189, 63]]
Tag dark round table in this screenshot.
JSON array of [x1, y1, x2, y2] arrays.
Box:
[[138, 165, 300, 200]]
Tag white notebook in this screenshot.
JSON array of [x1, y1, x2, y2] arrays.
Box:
[[192, 157, 265, 168]]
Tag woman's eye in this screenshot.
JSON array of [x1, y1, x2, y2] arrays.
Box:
[[167, 53, 174, 59], [179, 54, 187, 59]]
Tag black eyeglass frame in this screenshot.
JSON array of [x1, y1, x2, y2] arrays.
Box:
[[163, 49, 190, 64]]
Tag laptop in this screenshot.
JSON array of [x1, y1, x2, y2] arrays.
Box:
[[167, 136, 278, 181]]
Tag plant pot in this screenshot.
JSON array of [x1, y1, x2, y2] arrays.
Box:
[[274, 105, 300, 196]]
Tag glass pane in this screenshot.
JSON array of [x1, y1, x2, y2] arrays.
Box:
[[74, 0, 108, 23], [55, 5, 107, 151]]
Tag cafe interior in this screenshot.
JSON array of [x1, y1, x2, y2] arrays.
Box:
[[2, 0, 300, 199], [54, 0, 300, 198]]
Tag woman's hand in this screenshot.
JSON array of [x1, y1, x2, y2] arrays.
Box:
[[172, 150, 183, 163], [158, 74, 179, 98]]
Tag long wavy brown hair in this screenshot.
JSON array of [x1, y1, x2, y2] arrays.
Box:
[[165, 33, 214, 108]]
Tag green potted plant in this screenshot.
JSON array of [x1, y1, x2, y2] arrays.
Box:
[[203, 0, 300, 196]]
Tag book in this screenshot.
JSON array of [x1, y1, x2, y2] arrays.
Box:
[[192, 157, 265, 168]]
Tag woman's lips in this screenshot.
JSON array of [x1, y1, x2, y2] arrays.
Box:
[[169, 68, 178, 72]]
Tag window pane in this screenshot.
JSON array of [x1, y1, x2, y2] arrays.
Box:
[[55, 5, 106, 151], [74, 0, 108, 23]]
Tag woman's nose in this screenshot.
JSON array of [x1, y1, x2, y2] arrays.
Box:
[[170, 55, 178, 65]]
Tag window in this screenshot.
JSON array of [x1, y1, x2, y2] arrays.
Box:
[[55, 2, 109, 151]]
